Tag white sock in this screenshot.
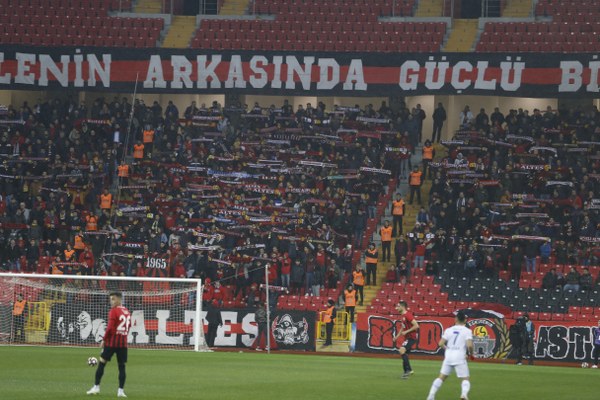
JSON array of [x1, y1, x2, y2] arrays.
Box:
[[428, 378, 443, 398], [461, 380, 471, 397]]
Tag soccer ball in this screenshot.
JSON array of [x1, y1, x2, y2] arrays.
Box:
[[581, 362, 589, 368], [88, 357, 98, 367]]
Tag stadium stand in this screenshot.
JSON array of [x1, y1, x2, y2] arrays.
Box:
[[358, 104, 600, 322], [0, 97, 402, 310], [191, 0, 447, 52], [369, 266, 600, 321], [2, 95, 600, 321], [477, 0, 600, 52], [0, 0, 163, 47]]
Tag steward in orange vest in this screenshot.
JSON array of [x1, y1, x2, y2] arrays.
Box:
[[422, 139, 435, 180], [392, 194, 405, 236], [117, 164, 129, 177], [380, 222, 393, 242], [13, 295, 26, 317], [143, 129, 154, 144], [365, 246, 379, 264], [85, 214, 98, 231], [133, 141, 145, 159], [74, 234, 85, 251], [365, 243, 379, 286], [12, 294, 27, 342], [117, 163, 130, 185], [409, 166, 423, 205], [344, 284, 357, 323], [352, 266, 365, 305], [143, 129, 154, 157], [380, 221, 393, 262], [100, 190, 112, 210], [323, 299, 337, 346]]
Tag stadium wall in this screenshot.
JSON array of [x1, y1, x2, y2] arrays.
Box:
[[355, 313, 598, 363], [44, 304, 317, 351]]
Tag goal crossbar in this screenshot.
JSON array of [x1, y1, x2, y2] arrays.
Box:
[[0, 272, 201, 284]]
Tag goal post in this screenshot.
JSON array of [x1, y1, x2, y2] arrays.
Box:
[[0, 273, 210, 352]]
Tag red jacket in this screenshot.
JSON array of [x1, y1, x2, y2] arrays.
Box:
[[414, 244, 426, 257], [280, 257, 291, 275]]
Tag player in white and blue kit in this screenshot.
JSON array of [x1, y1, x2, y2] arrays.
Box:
[[427, 311, 474, 400], [592, 320, 600, 368]]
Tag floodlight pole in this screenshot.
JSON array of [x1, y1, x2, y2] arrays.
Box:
[[265, 263, 271, 354]]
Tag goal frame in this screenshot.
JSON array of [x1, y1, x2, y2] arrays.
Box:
[[0, 273, 205, 352]]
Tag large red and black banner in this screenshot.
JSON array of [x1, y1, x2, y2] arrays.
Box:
[[355, 312, 598, 363], [47, 303, 316, 351], [1, 46, 600, 96]]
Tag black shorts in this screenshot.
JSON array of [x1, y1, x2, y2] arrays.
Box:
[[400, 338, 416, 353], [101, 347, 128, 364]]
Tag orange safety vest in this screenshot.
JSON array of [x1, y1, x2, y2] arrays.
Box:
[[422, 146, 434, 161], [409, 171, 422, 186], [74, 235, 85, 250], [392, 199, 405, 216], [143, 129, 154, 144], [64, 249, 75, 260], [117, 164, 129, 177], [100, 193, 112, 209], [13, 300, 26, 316], [85, 215, 98, 231], [133, 144, 144, 159], [323, 306, 335, 323], [353, 270, 365, 286], [344, 290, 356, 307], [365, 249, 378, 264], [380, 226, 393, 242]]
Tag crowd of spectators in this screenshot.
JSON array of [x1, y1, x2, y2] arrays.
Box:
[[390, 104, 600, 294], [0, 95, 427, 306], [3, 96, 600, 308]]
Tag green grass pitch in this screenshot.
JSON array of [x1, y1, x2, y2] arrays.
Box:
[[0, 347, 597, 399]]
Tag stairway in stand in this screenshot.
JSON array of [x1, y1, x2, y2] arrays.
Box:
[[219, 0, 249, 15], [415, 0, 444, 17], [443, 19, 479, 52], [355, 143, 447, 318], [354, 266, 391, 315], [162, 16, 197, 48], [135, 0, 162, 13], [503, 0, 534, 17]]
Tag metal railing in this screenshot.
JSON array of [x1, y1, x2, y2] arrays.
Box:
[[25, 302, 50, 331], [317, 310, 352, 341], [482, 0, 503, 17]]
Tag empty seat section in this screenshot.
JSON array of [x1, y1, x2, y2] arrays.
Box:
[[190, 0, 447, 51], [0, 0, 162, 47]]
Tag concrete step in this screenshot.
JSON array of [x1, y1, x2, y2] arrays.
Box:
[[135, 0, 162, 14], [443, 19, 479, 52], [220, 0, 249, 15], [503, 0, 533, 17], [162, 16, 197, 48], [315, 340, 351, 353], [415, 0, 444, 17]]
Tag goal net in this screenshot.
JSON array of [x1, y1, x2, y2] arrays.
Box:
[[0, 273, 210, 352]]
